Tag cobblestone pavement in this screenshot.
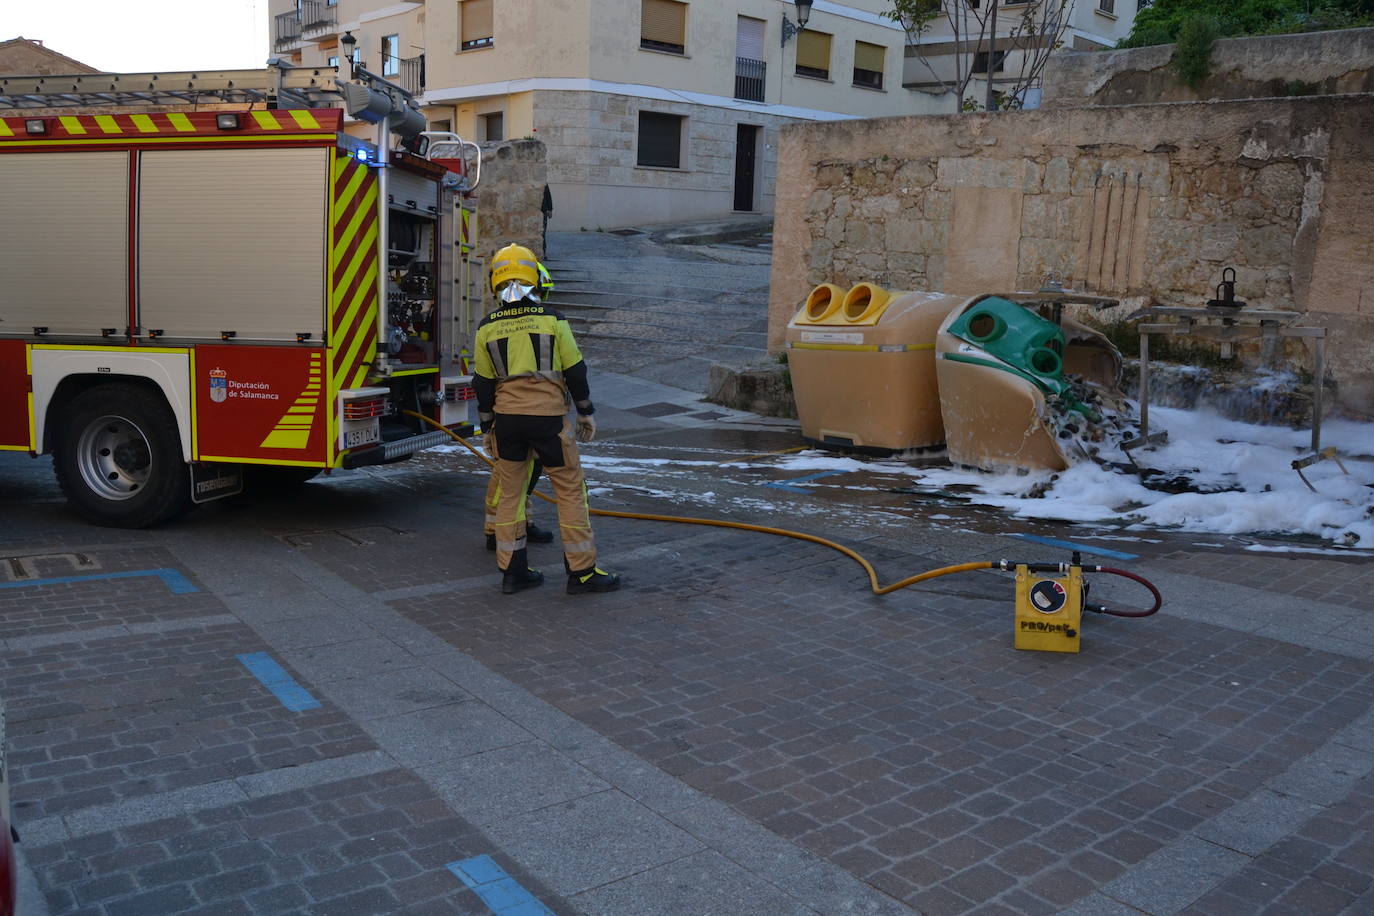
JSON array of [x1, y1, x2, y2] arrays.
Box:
[[3, 235, 1373, 912]]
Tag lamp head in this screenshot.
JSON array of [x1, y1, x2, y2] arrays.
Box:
[[340, 30, 357, 55], [795, 0, 813, 29]]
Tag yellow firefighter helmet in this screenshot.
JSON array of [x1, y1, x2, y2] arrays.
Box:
[[490, 243, 540, 293]]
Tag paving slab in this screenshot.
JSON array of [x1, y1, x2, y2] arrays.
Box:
[[419, 740, 610, 826], [482, 790, 704, 897], [568, 848, 820, 916], [4, 253, 1374, 914], [361, 700, 534, 769]]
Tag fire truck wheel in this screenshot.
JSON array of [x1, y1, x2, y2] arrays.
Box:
[[247, 466, 322, 489], [54, 384, 193, 528]]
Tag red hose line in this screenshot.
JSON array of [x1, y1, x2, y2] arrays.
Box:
[[1094, 567, 1163, 617]]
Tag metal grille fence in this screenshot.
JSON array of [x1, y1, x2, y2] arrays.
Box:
[[735, 57, 765, 102]]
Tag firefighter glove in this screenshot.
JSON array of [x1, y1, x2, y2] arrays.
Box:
[[483, 429, 498, 458], [576, 414, 596, 443]]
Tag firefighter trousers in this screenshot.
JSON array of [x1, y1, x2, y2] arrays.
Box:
[[490, 414, 596, 574], [484, 458, 541, 537]]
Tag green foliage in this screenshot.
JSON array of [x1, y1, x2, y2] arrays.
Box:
[[1173, 15, 1220, 89], [1119, 0, 1373, 48], [885, 0, 943, 36]]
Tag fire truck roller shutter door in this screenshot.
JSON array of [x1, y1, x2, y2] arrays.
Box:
[[0, 152, 128, 337], [138, 148, 328, 342]]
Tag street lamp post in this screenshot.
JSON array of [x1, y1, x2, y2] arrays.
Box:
[[339, 30, 356, 80], [780, 0, 814, 47]]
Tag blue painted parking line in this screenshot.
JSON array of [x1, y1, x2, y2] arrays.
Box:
[[448, 855, 554, 916], [765, 470, 844, 493], [236, 652, 321, 712], [1012, 534, 1139, 561], [0, 568, 198, 594]]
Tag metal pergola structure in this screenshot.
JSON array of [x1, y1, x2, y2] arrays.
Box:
[[1134, 304, 1337, 488], [0, 65, 344, 110]]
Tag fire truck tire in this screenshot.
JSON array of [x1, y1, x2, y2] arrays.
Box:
[[54, 384, 193, 528], [247, 466, 322, 489]]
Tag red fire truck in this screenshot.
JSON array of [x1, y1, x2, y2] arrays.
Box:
[[0, 65, 484, 526]]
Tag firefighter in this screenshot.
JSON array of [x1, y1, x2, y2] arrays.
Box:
[[474, 243, 620, 595], [481, 260, 557, 551]]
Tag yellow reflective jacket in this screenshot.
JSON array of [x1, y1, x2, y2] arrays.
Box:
[[473, 301, 590, 417]]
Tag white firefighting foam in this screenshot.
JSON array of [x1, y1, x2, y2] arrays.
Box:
[[573, 406, 1374, 548]]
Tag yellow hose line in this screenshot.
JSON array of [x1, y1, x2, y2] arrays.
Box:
[[404, 411, 996, 595]]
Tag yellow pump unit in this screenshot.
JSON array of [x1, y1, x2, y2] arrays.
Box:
[[1014, 563, 1084, 653], [1007, 555, 1161, 653]]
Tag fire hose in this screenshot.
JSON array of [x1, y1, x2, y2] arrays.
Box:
[[404, 411, 1161, 616]]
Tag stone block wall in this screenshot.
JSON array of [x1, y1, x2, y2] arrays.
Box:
[[769, 95, 1374, 417], [531, 89, 792, 230], [471, 138, 549, 261], [1042, 27, 1374, 108]]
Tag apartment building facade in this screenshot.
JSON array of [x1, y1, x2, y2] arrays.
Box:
[[901, 0, 1140, 107], [268, 1, 916, 229]]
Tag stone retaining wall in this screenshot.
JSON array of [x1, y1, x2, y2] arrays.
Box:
[[768, 94, 1374, 418], [471, 138, 549, 261], [1042, 28, 1374, 109]]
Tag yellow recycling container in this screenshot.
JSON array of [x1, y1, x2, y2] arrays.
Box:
[[784, 284, 968, 452]]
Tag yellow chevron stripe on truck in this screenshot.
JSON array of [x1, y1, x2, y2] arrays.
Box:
[[260, 353, 323, 449]]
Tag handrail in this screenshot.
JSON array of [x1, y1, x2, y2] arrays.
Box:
[[423, 131, 482, 191]]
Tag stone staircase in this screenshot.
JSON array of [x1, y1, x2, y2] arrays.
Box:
[[541, 241, 773, 394]]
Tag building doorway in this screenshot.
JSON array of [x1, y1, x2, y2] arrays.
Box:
[[733, 124, 759, 212]]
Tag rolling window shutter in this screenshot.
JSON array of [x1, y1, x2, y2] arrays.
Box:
[[463, 0, 493, 43], [637, 112, 682, 168], [642, 0, 686, 47], [796, 31, 831, 72], [736, 16, 764, 61], [854, 41, 885, 73]]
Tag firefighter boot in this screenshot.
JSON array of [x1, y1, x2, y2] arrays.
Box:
[[502, 567, 544, 594], [487, 523, 553, 551], [567, 567, 620, 595]]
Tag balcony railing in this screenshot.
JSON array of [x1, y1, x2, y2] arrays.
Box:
[[273, 10, 301, 50], [274, 3, 337, 51], [735, 56, 765, 102], [389, 54, 425, 94], [300, 0, 337, 34]]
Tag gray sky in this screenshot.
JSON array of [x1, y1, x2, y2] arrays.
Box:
[[7, 1, 268, 73]]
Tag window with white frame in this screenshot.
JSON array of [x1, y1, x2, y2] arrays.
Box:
[[381, 34, 399, 75]]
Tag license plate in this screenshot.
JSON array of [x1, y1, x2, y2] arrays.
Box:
[[344, 426, 379, 448]]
